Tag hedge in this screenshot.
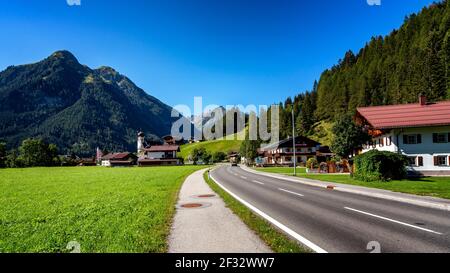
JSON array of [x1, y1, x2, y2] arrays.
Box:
[[354, 150, 408, 182]]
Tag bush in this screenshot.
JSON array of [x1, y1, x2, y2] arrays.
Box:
[[212, 152, 226, 163], [306, 158, 318, 170], [354, 150, 408, 182], [190, 147, 213, 164]]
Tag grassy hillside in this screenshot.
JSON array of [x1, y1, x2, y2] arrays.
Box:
[[0, 166, 206, 253], [179, 138, 242, 160]]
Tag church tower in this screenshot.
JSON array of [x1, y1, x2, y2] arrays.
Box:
[[137, 132, 145, 157]]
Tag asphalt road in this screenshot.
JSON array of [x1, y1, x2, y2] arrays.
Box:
[[210, 165, 450, 253]]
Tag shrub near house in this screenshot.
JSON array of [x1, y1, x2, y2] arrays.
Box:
[[354, 150, 408, 182]]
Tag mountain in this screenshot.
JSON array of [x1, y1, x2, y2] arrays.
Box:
[[0, 50, 179, 155], [276, 0, 449, 140]]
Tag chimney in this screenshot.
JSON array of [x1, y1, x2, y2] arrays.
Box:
[[419, 94, 427, 106]]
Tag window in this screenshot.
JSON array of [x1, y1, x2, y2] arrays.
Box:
[[434, 156, 448, 166], [379, 138, 384, 147], [408, 157, 417, 166], [386, 136, 392, 146], [403, 134, 422, 144], [285, 157, 292, 162], [433, 133, 449, 143], [372, 140, 377, 148], [418, 157, 424, 167], [409, 156, 424, 167]]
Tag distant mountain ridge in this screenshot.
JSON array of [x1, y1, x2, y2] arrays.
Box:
[[0, 50, 178, 155]]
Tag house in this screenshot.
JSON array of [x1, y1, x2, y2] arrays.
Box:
[[101, 152, 137, 167], [356, 95, 450, 176], [137, 132, 183, 166], [79, 157, 96, 166], [260, 136, 322, 166]]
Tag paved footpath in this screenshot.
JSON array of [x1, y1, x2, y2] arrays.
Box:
[[168, 169, 272, 253]]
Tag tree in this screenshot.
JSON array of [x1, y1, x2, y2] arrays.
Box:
[[240, 140, 261, 165], [425, 30, 447, 100], [296, 91, 316, 135], [201, 151, 212, 164], [0, 141, 6, 168], [17, 138, 60, 167], [5, 149, 22, 168], [212, 152, 226, 163], [190, 147, 212, 164], [331, 114, 370, 158]]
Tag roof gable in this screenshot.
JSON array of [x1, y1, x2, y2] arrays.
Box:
[[357, 100, 450, 129], [262, 136, 320, 151], [145, 145, 180, 152]]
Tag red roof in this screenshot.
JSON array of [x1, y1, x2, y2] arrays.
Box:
[[144, 145, 180, 152], [357, 100, 450, 129], [102, 152, 136, 160]]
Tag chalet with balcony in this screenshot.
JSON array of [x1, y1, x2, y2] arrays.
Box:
[[260, 136, 323, 166]]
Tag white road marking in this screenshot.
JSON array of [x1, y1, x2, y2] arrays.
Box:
[[251, 180, 265, 185], [279, 188, 304, 197], [210, 172, 328, 253], [240, 176, 248, 180], [344, 207, 443, 235]]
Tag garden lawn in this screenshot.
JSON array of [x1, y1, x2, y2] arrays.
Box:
[[0, 166, 206, 253], [254, 168, 450, 200]]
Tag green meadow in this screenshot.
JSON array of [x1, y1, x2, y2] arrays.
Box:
[[0, 166, 206, 253]]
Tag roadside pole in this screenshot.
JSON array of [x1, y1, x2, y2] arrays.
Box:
[[292, 108, 297, 176]]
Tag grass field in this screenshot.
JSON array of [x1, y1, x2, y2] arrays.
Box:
[[179, 138, 242, 160], [254, 167, 450, 200], [0, 166, 206, 253], [203, 171, 309, 253]]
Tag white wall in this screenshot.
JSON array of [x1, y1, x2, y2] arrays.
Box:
[[362, 126, 450, 173], [145, 151, 176, 159], [101, 160, 111, 167], [399, 127, 450, 173]]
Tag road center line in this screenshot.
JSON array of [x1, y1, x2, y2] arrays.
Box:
[[251, 180, 265, 185], [344, 207, 443, 235], [240, 176, 248, 180], [279, 188, 304, 197]]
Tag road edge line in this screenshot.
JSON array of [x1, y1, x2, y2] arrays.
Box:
[[209, 171, 328, 254]]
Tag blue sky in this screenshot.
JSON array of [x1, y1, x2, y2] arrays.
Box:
[[0, 0, 436, 108]]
